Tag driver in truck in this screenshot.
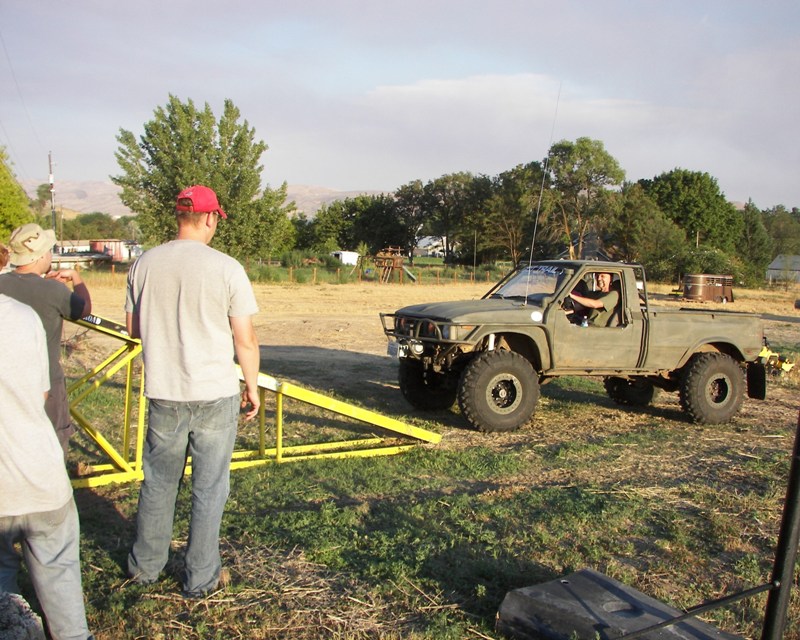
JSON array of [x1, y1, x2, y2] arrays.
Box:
[[568, 272, 620, 327]]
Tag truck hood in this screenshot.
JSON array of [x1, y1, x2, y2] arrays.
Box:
[[394, 298, 546, 324]]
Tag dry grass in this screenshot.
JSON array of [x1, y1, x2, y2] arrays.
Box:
[[62, 274, 800, 639]]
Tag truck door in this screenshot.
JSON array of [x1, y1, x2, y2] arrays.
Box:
[[550, 271, 645, 370]]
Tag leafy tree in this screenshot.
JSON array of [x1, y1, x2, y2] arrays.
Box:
[[453, 173, 495, 264], [33, 183, 51, 217], [547, 137, 625, 258], [112, 95, 294, 259], [68, 212, 120, 238], [215, 182, 295, 263], [638, 169, 742, 254], [762, 205, 800, 258], [393, 180, 430, 262], [605, 183, 686, 280], [424, 172, 479, 261], [351, 194, 405, 255], [309, 200, 355, 253], [736, 201, 773, 285], [480, 162, 549, 263], [679, 246, 742, 282], [0, 148, 34, 239], [291, 213, 315, 251]]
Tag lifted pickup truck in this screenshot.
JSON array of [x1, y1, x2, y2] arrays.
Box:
[[380, 260, 766, 433]]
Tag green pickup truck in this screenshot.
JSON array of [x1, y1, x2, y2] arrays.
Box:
[[381, 260, 766, 433]]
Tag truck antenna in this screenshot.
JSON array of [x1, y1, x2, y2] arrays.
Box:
[[528, 83, 560, 266], [523, 84, 561, 303]]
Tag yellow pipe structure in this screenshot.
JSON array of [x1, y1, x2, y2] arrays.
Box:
[[66, 315, 440, 489]]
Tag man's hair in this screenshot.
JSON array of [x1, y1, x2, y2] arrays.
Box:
[[176, 197, 195, 212], [176, 203, 210, 227]]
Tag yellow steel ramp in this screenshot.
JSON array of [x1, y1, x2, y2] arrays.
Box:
[[65, 315, 440, 489]]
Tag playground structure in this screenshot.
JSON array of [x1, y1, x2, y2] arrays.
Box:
[[65, 315, 440, 489], [369, 246, 417, 283]]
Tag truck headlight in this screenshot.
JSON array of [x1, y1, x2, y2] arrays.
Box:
[[442, 325, 474, 341]]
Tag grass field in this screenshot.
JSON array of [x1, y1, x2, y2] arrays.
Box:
[[34, 275, 800, 638]]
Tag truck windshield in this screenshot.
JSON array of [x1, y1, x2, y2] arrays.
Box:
[[490, 265, 568, 300]]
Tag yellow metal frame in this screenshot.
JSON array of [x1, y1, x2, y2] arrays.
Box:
[[66, 315, 440, 489]]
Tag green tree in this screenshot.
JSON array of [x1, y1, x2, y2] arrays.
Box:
[[309, 200, 355, 253], [736, 201, 773, 285], [679, 246, 741, 282], [547, 137, 625, 258], [424, 172, 479, 261], [350, 194, 405, 255], [393, 180, 429, 262], [0, 148, 34, 239], [215, 182, 295, 263], [112, 94, 294, 258], [762, 205, 800, 258], [34, 183, 51, 217], [481, 162, 548, 263], [291, 213, 315, 251], [638, 168, 742, 254], [605, 183, 686, 280]]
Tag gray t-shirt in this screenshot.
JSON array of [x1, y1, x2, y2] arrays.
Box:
[[0, 295, 72, 516], [125, 239, 259, 402]]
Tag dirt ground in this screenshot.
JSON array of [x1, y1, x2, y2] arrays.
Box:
[[78, 278, 800, 447]]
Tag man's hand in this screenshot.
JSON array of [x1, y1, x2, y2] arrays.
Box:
[[240, 388, 260, 421], [45, 268, 80, 284]]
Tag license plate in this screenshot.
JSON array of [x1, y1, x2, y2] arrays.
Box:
[[387, 341, 399, 358]]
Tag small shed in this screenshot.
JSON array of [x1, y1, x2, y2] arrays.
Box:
[[766, 255, 800, 284], [330, 250, 359, 266]]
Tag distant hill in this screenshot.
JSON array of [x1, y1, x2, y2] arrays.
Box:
[[20, 180, 384, 219]]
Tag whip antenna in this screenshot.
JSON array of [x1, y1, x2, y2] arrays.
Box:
[[528, 82, 561, 266], [523, 84, 561, 303]]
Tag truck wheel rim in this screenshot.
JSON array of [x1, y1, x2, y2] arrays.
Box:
[[705, 375, 731, 405], [485, 373, 523, 414]]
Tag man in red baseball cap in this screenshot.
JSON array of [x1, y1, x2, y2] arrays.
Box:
[[126, 184, 260, 598], [175, 185, 228, 219]]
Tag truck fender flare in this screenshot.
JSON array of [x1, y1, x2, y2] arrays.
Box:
[[676, 341, 745, 370], [493, 331, 547, 372]]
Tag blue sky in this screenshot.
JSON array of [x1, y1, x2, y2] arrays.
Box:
[[1, 0, 798, 208]]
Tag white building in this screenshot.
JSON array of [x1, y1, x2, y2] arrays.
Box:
[[331, 250, 360, 265]]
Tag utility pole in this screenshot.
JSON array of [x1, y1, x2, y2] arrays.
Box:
[[48, 151, 56, 234]]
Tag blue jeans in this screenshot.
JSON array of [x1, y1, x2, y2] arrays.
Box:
[[128, 395, 238, 594], [0, 498, 92, 640]]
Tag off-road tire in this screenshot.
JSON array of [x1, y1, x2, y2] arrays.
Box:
[[457, 350, 539, 433], [679, 353, 744, 424], [603, 376, 657, 406], [398, 359, 458, 411]]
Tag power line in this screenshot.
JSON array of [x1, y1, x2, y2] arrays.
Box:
[[0, 26, 47, 179]]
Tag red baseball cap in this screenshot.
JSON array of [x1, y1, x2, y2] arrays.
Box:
[[175, 185, 227, 219]]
